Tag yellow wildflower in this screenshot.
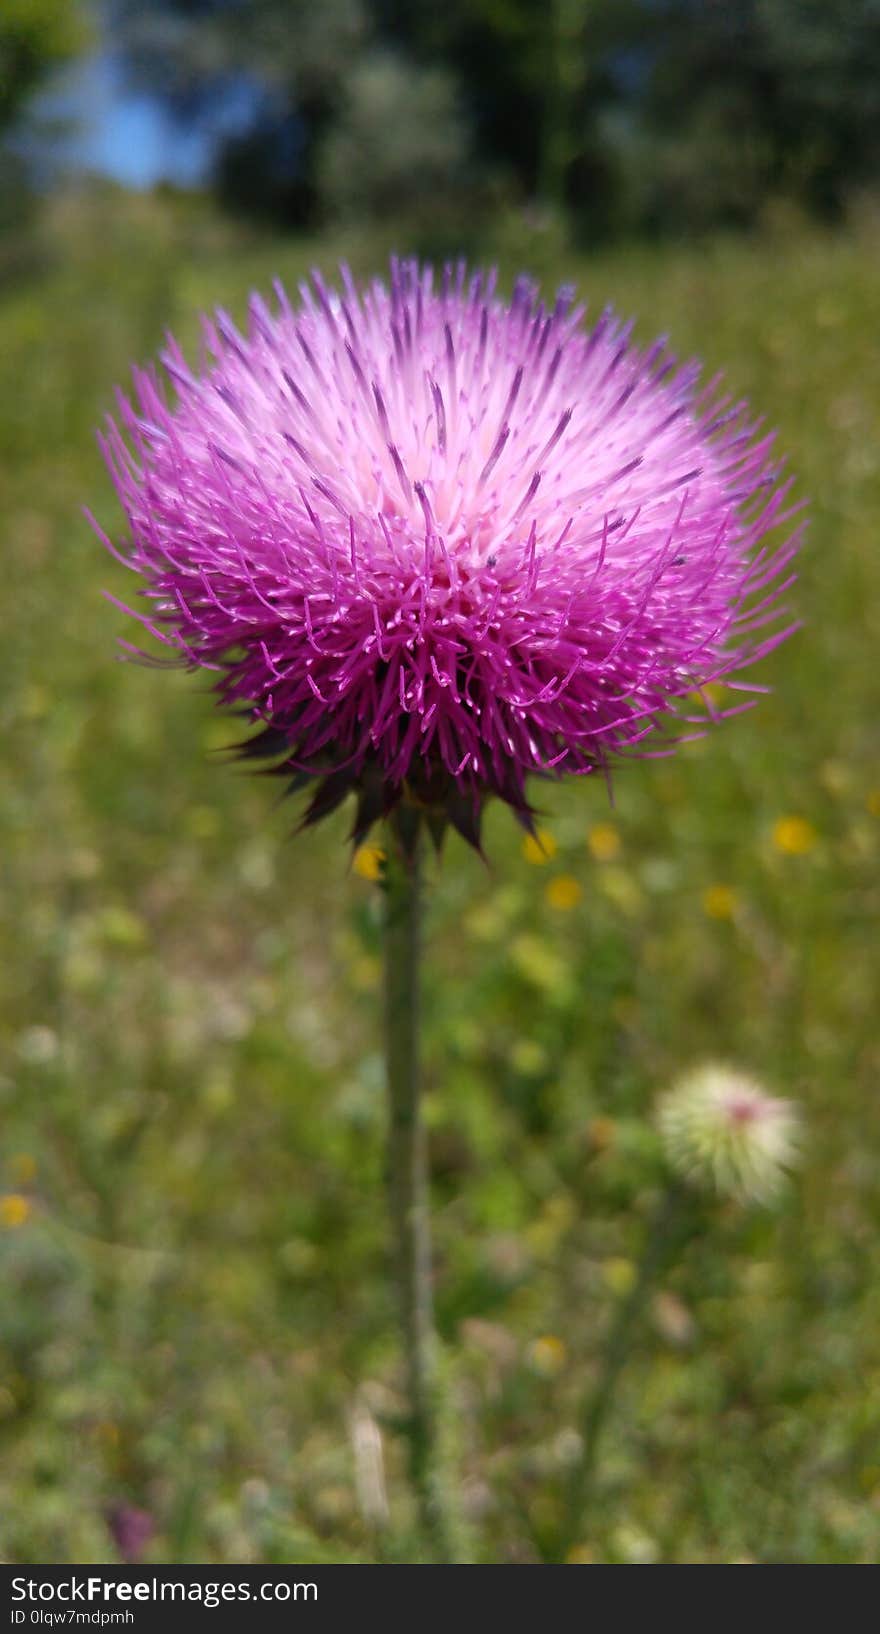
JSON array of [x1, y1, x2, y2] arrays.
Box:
[[702, 884, 739, 920], [522, 828, 557, 864], [0, 1194, 32, 1229], [772, 816, 817, 855], [352, 844, 385, 881], [527, 1335, 568, 1377], [588, 822, 621, 861], [545, 873, 582, 910]]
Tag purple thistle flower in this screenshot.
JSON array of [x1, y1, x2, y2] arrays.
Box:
[[93, 259, 802, 851]]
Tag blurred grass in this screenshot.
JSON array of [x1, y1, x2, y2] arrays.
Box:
[[1, 187, 879, 1564]]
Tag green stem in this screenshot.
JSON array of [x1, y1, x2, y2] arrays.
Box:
[[382, 825, 455, 1560], [561, 1183, 690, 1557]]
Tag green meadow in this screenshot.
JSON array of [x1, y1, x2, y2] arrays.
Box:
[[1, 192, 879, 1563]]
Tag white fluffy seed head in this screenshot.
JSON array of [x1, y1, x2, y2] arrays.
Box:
[[657, 1063, 801, 1204]]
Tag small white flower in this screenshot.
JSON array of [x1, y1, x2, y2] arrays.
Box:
[[657, 1063, 801, 1204]]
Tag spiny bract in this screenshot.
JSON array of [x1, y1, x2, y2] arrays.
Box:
[[93, 259, 802, 851]]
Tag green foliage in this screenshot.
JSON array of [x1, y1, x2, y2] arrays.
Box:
[[0, 0, 88, 243], [1, 192, 879, 1563], [592, 0, 880, 233], [0, 0, 86, 132]]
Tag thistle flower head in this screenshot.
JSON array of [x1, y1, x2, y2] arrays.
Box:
[[94, 259, 802, 851], [657, 1064, 801, 1204]]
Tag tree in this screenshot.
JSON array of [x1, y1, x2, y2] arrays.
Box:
[[109, 0, 880, 235], [112, 0, 370, 223], [0, 0, 86, 134], [589, 0, 880, 232], [315, 51, 474, 250]]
